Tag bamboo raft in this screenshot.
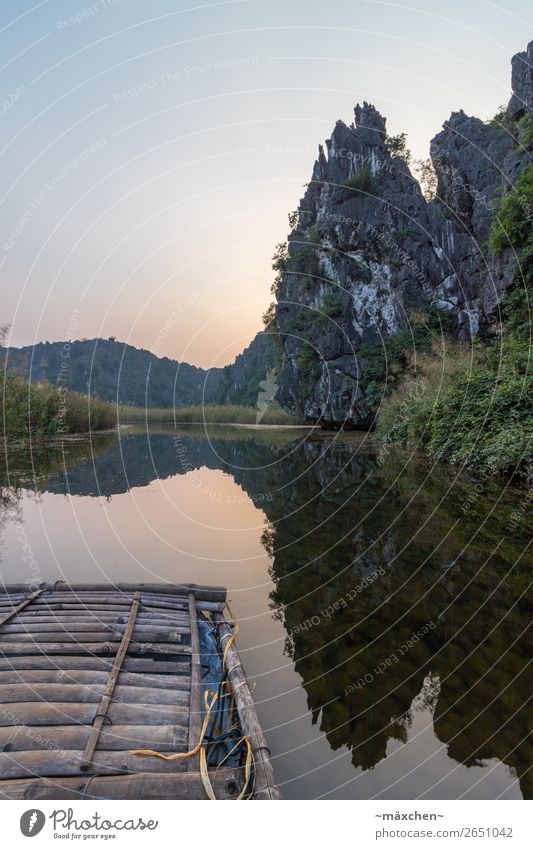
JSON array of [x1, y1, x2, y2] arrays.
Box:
[[0, 583, 279, 800]]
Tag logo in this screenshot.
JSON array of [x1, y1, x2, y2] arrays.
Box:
[[20, 810, 46, 837], [256, 368, 279, 423]]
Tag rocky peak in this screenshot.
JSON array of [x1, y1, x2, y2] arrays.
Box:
[[272, 40, 532, 428], [508, 40, 533, 119], [354, 101, 387, 140]]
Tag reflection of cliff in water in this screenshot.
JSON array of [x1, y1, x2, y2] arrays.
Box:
[[262, 441, 532, 799], [39, 427, 303, 497], [2, 428, 531, 797]]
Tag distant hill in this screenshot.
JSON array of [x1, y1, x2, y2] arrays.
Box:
[[2, 332, 280, 409]]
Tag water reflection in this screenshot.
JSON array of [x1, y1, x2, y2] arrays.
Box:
[[0, 426, 531, 799]]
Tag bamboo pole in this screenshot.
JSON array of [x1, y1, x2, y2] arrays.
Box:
[[0, 583, 226, 602], [0, 669, 190, 690], [80, 592, 140, 771], [0, 656, 190, 675], [0, 682, 190, 706], [213, 612, 280, 800], [187, 592, 202, 771], [0, 590, 43, 629], [0, 767, 245, 800], [0, 724, 187, 753], [0, 701, 189, 728]]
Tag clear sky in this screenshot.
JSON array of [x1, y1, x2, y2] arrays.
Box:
[[1, 0, 532, 366]]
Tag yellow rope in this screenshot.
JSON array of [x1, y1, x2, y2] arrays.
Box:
[[129, 689, 218, 761], [199, 746, 216, 799], [130, 601, 252, 800], [202, 735, 253, 801]]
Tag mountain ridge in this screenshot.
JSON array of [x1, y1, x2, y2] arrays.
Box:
[[2, 331, 280, 409]]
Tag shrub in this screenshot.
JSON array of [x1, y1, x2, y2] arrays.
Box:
[[298, 343, 318, 375], [413, 158, 438, 201], [288, 244, 321, 277], [320, 294, 343, 320], [341, 166, 381, 198], [378, 336, 533, 478], [424, 339, 533, 480], [490, 164, 533, 255], [262, 301, 277, 327], [385, 132, 411, 164], [1, 368, 116, 440], [308, 223, 321, 245], [270, 241, 289, 295]]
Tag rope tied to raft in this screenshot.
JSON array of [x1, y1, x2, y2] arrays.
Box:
[[130, 688, 219, 761], [130, 601, 254, 799]]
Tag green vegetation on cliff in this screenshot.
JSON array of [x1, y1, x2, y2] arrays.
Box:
[[377, 164, 533, 482]]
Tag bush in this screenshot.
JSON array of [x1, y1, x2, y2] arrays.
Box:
[[1, 368, 116, 440], [341, 166, 381, 198], [490, 164, 533, 255], [385, 132, 411, 163], [288, 244, 321, 277], [298, 343, 318, 375], [424, 339, 533, 480], [319, 294, 343, 320], [262, 301, 277, 327], [377, 311, 533, 480], [413, 158, 438, 201]]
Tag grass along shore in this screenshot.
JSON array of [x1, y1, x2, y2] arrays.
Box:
[[1, 369, 116, 442], [118, 401, 302, 426]]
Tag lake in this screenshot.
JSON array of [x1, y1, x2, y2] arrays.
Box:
[[0, 424, 531, 799]]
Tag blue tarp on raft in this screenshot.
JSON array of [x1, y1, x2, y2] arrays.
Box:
[[197, 617, 241, 766]]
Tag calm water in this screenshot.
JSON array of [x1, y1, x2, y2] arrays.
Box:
[[0, 425, 531, 799]]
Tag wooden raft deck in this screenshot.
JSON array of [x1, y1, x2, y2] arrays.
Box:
[[0, 583, 279, 800]]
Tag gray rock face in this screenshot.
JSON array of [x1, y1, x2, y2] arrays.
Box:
[[274, 41, 532, 428], [508, 41, 533, 119], [208, 328, 281, 407]]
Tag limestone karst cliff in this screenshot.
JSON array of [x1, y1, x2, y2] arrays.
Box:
[[272, 41, 533, 427]]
